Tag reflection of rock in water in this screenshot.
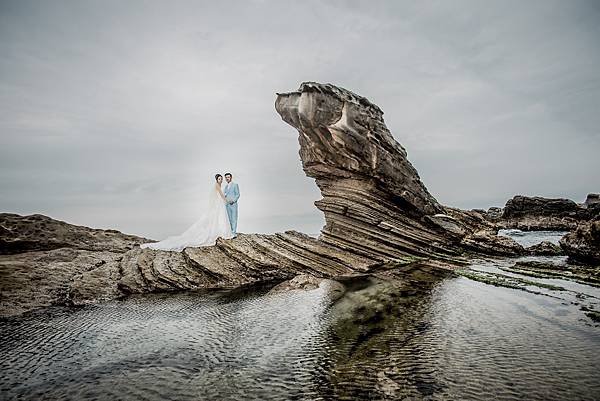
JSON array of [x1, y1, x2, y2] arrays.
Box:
[[322, 265, 452, 399], [321, 258, 600, 399], [316, 231, 600, 399], [0, 288, 338, 400]]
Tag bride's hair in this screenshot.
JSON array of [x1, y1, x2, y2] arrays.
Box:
[[215, 174, 222, 181]]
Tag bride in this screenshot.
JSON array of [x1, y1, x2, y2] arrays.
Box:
[[140, 174, 234, 251]]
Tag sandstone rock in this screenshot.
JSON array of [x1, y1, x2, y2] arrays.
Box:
[[275, 82, 509, 259], [119, 231, 386, 295], [583, 194, 600, 221], [443, 207, 496, 233], [0, 246, 125, 316], [1, 82, 532, 316], [275, 82, 442, 217], [513, 260, 568, 271], [560, 220, 600, 264], [584, 193, 600, 207], [268, 274, 346, 301], [275, 83, 459, 263], [426, 214, 466, 237], [503, 196, 580, 218], [460, 230, 525, 256], [0, 213, 150, 254], [485, 207, 503, 221], [525, 241, 563, 256], [496, 195, 599, 230], [269, 274, 324, 292], [0, 213, 154, 316]]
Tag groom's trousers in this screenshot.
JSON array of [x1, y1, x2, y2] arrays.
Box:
[[226, 202, 238, 234]]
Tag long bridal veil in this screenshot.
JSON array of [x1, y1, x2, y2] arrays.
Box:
[[140, 184, 233, 251]]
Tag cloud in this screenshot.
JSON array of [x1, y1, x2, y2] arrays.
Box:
[[1, 0, 599, 239]]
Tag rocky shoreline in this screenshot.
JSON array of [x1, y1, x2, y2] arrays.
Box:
[[0, 213, 459, 317], [481, 194, 599, 231], [476, 193, 600, 263], [1, 82, 598, 317]]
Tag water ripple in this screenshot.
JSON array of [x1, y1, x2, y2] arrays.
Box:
[[2, 232, 599, 400]]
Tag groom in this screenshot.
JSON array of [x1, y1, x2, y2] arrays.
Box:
[[223, 172, 240, 236]]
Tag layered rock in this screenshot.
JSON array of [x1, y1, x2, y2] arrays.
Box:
[[0, 213, 148, 254], [0, 213, 152, 316], [491, 194, 600, 230], [560, 219, 600, 264], [275, 82, 516, 259], [118, 231, 386, 296], [0, 214, 426, 316], [525, 241, 563, 256], [584, 193, 600, 208], [2, 82, 529, 316], [484, 207, 503, 221]]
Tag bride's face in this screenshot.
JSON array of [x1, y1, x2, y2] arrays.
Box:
[[217, 176, 223, 184]]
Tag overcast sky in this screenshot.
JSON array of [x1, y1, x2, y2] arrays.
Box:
[[1, 0, 599, 239]]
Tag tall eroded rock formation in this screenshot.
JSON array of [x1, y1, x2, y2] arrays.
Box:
[[275, 82, 511, 259]]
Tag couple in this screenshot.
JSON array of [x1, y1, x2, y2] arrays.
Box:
[[141, 173, 240, 251]]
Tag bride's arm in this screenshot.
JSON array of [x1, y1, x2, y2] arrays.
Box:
[[216, 185, 227, 201]]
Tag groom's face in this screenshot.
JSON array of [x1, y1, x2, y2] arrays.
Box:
[[225, 175, 232, 183]]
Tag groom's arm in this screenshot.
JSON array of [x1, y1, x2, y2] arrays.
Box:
[[232, 184, 240, 202]]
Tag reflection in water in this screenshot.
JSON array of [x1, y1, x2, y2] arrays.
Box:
[[326, 276, 600, 400], [1, 289, 337, 400], [1, 232, 599, 400]]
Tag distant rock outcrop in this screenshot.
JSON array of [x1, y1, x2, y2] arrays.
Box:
[[0, 213, 148, 254], [503, 196, 581, 219], [502, 196, 582, 230], [488, 194, 600, 230], [526, 241, 563, 256], [584, 193, 600, 208], [560, 219, 600, 264]]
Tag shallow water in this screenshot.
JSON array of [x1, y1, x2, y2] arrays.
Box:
[[497, 228, 568, 247], [1, 232, 599, 400], [0, 288, 337, 400], [330, 277, 600, 400]]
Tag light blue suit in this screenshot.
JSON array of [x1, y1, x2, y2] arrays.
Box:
[[224, 182, 240, 234]]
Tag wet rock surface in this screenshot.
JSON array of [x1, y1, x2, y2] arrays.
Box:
[[508, 260, 600, 286]]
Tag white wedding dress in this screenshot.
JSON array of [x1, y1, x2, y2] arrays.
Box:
[[140, 183, 233, 251]]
